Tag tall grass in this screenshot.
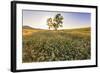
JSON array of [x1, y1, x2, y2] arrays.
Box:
[[22, 29, 91, 63]]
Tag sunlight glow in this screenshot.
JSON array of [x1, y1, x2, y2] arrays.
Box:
[[23, 10, 91, 29]]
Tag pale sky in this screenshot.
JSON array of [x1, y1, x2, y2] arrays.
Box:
[[22, 10, 91, 29]]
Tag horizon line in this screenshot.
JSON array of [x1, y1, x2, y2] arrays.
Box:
[[23, 25, 90, 30]]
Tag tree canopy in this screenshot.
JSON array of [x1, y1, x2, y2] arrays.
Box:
[[47, 14, 63, 30]]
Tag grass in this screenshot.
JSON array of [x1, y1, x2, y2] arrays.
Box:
[[22, 27, 91, 63]]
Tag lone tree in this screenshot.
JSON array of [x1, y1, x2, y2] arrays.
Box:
[[53, 14, 63, 30], [47, 14, 63, 30]]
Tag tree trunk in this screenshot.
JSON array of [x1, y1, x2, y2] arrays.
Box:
[[55, 28, 57, 31], [49, 27, 50, 30]]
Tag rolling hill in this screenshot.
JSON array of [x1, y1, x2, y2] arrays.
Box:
[[22, 26, 91, 63]]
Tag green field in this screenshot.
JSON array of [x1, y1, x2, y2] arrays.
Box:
[[22, 27, 91, 63]]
